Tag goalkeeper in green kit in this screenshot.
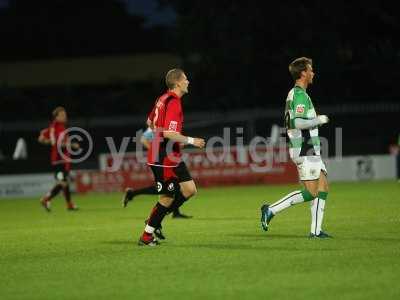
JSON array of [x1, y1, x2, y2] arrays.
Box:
[[260, 57, 332, 238]]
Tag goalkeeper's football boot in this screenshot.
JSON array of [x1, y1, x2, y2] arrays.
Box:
[[40, 197, 51, 212], [122, 188, 135, 208], [309, 231, 333, 239], [138, 234, 160, 246], [260, 204, 274, 231]]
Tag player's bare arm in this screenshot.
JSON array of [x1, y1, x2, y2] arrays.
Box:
[[163, 131, 205, 148], [38, 135, 51, 145]]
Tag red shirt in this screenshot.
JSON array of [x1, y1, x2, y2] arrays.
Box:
[[147, 91, 183, 167], [48, 121, 71, 170]]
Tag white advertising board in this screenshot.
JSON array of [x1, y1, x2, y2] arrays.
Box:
[[325, 155, 396, 182], [0, 173, 54, 199]]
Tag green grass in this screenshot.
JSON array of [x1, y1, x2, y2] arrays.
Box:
[[0, 181, 399, 300]]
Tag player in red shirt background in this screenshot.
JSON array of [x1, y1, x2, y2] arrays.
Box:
[[38, 107, 79, 211], [130, 69, 205, 246]]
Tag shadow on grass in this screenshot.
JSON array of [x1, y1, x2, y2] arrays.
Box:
[[226, 233, 307, 239], [170, 243, 338, 251], [101, 240, 134, 245], [193, 217, 255, 221], [101, 238, 340, 251], [226, 233, 400, 243]]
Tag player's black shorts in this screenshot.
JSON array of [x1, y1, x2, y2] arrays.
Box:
[[150, 161, 192, 184], [53, 164, 70, 182]]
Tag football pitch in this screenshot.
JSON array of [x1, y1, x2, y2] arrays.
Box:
[[0, 181, 399, 300]]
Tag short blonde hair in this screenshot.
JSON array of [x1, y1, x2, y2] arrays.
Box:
[[165, 68, 185, 89], [52, 106, 66, 119]]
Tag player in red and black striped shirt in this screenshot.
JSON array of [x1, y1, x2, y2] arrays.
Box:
[[131, 69, 205, 246], [124, 126, 193, 219], [38, 107, 79, 211]]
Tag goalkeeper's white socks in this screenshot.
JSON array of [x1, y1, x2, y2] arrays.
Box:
[[269, 191, 304, 215], [310, 198, 325, 235]]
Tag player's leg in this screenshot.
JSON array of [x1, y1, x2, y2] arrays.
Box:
[[122, 162, 183, 206], [40, 166, 65, 211], [310, 171, 331, 238], [122, 164, 180, 208], [62, 182, 78, 211], [40, 183, 63, 212], [139, 166, 178, 246], [122, 185, 158, 207], [170, 180, 196, 218], [260, 158, 318, 231], [140, 193, 174, 246], [169, 162, 196, 218], [59, 168, 78, 211], [261, 182, 316, 231], [271, 181, 317, 214]]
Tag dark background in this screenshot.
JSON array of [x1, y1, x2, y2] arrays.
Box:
[[1, 0, 399, 173]]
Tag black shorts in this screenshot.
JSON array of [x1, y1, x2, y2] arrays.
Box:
[[53, 164, 70, 182], [150, 161, 192, 184]]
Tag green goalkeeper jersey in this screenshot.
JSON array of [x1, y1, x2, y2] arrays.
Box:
[[284, 86, 320, 159]]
